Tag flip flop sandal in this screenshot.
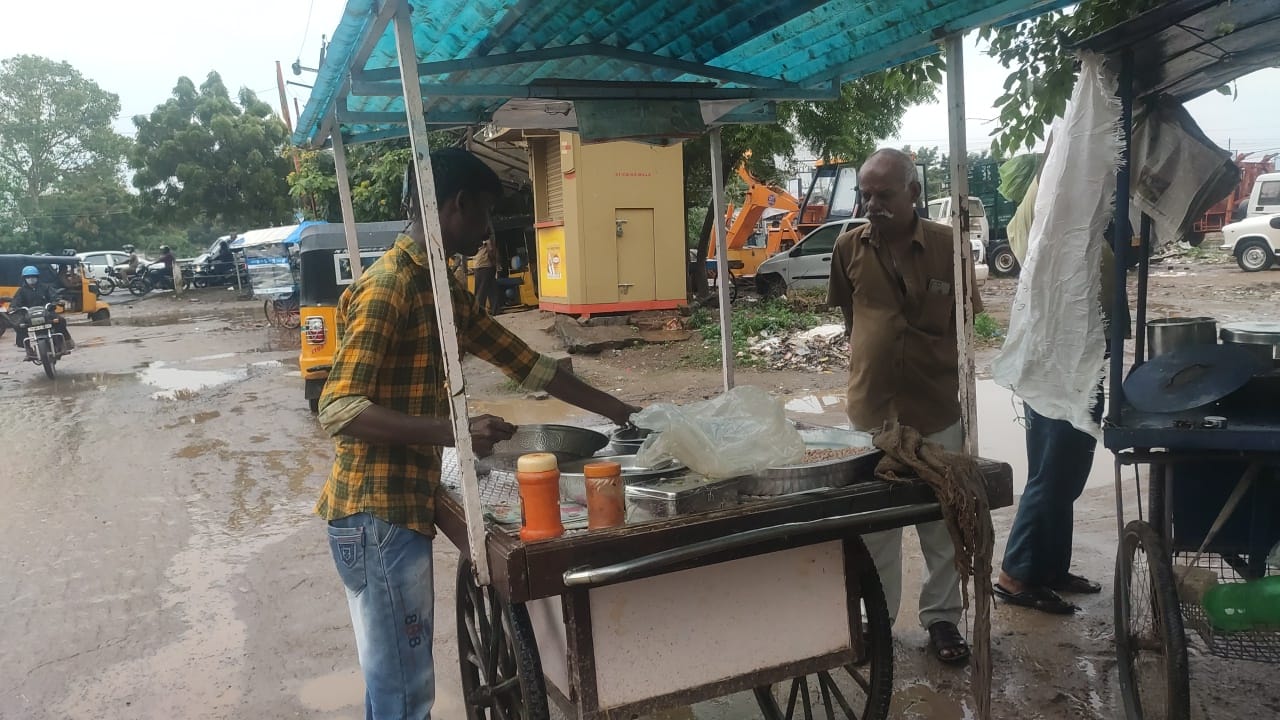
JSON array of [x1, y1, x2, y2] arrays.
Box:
[[1048, 572, 1102, 594], [993, 582, 1078, 615], [926, 621, 971, 666]]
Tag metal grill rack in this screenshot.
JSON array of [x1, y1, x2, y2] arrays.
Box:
[[1177, 552, 1280, 663]]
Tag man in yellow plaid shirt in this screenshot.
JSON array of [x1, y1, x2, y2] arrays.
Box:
[[317, 148, 637, 719]]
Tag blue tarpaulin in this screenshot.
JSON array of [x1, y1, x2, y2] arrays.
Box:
[[292, 0, 1072, 148]]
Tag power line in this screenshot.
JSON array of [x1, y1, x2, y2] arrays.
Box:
[[297, 0, 318, 61]]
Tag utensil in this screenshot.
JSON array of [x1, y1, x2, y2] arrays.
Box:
[[625, 474, 741, 521], [490, 424, 610, 458], [609, 424, 654, 454], [1123, 344, 1265, 413], [1221, 321, 1280, 367], [557, 455, 686, 505], [738, 428, 882, 496], [1146, 317, 1217, 359]]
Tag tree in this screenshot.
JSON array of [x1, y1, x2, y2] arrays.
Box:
[[0, 55, 128, 227], [979, 0, 1164, 155], [130, 73, 295, 229], [18, 169, 139, 252]]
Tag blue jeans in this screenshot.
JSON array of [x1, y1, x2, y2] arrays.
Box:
[[1001, 390, 1104, 586], [328, 513, 435, 720]]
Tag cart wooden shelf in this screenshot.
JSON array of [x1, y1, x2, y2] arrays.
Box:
[[436, 459, 1012, 720]]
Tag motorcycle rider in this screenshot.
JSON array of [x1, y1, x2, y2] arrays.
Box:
[[10, 266, 74, 350], [148, 245, 178, 288], [116, 244, 141, 282]]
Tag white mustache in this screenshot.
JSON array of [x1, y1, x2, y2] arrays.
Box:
[[867, 210, 895, 219]]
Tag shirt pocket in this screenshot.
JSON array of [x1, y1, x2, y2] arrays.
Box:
[[915, 284, 955, 337]]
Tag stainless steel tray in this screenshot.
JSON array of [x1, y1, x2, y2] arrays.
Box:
[[738, 428, 881, 496], [626, 474, 741, 522], [490, 424, 610, 458], [558, 455, 686, 505]]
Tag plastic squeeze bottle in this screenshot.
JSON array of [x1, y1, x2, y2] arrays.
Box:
[[1202, 575, 1280, 632], [516, 453, 564, 541], [584, 461, 625, 530]]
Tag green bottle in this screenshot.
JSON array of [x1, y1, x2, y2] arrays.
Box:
[[1202, 576, 1280, 632]]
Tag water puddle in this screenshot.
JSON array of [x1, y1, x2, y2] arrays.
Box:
[[896, 683, 970, 720], [140, 362, 248, 400], [784, 393, 849, 426], [470, 397, 594, 425]]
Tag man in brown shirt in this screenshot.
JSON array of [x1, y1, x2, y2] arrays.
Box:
[[827, 148, 982, 665]]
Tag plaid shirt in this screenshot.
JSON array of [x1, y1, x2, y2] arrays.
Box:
[[316, 235, 555, 536]]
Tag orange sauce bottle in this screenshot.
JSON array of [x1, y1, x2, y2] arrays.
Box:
[[584, 461, 625, 530], [516, 453, 564, 541]]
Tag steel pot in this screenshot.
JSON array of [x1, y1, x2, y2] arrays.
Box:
[[1220, 322, 1280, 368], [1146, 317, 1217, 359]]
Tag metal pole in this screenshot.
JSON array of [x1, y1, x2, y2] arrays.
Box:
[[330, 112, 364, 284], [709, 127, 734, 392], [1109, 49, 1134, 425], [945, 34, 978, 457], [392, 2, 490, 585], [1134, 213, 1152, 366]]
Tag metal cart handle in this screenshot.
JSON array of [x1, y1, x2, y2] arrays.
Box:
[[562, 502, 939, 588]]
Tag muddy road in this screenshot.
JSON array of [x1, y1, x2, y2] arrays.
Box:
[[4, 258, 1280, 720]]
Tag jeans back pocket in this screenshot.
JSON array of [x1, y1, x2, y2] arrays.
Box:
[[327, 522, 367, 595]]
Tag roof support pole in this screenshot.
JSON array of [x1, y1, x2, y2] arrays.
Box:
[[329, 115, 364, 284], [392, 1, 490, 585], [945, 34, 978, 457], [1108, 48, 1134, 426], [709, 127, 734, 392]]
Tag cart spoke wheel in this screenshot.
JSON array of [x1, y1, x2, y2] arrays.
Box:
[[754, 549, 893, 720], [456, 559, 549, 720], [1115, 520, 1190, 720]]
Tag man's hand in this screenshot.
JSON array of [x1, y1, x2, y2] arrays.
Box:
[[609, 402, 642, 427], [469, 414, 516, 456]]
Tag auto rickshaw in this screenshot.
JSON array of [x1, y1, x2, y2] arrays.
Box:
[[460, 218, 539, 310], [0, 254, 111, 324], [297, 221, 404, 412]]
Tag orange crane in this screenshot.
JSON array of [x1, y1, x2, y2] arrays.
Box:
[[709, 164, 803, 278]]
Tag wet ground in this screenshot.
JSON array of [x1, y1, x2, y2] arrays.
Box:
[[5, 259, 1280, 719]]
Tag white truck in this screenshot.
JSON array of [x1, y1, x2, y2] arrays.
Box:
[[1220, 173, 1280, 271]]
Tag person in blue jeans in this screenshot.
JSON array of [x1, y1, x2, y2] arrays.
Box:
[[317, 149, 636, 719]]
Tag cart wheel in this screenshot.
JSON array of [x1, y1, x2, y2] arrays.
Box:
[[753, 555, 892, 720], [1115, 520, 1190, 720], [456, 559, 549, 720]]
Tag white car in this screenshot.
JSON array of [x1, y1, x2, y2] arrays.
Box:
[[1221, 213, 1280, 272], [77, 250, 134, 281], [754, 218, 988, 296]]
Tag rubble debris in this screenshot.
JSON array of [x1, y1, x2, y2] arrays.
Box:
[[746, 323, 848, 371]]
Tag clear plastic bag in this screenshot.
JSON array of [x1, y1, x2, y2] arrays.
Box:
[[634, 385, 806, 479]]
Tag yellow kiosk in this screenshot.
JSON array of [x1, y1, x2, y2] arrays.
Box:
[[527, 132, 686, 317]]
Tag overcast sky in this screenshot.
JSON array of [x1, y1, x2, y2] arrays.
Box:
[[4, 0, 1277, 162]]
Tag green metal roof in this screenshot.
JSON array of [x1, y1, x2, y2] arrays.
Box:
[[293, 0, 1070, 147]]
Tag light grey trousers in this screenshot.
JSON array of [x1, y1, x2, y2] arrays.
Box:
[[858, 420, 964, 630]]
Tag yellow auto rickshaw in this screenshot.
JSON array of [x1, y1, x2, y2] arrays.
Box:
[[297, 221, 404, 412], [0, 254, 111, 324]]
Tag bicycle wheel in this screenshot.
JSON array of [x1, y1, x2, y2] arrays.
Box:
[[263, 299, 275, 326], [280, 300, 301, 329], [456, 559, 549, 720], [1115, 519, 1190, 720]]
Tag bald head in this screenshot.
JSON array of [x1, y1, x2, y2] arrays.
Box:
[[859, 148, 921, 236]]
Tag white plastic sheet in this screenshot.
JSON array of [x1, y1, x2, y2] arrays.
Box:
[[634, 385, 806, 479], [991, 53, 1120, 437]]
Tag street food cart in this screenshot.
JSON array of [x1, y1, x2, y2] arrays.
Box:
[[292, 1, 1065, 717], [1076, 2, 1280, 718]]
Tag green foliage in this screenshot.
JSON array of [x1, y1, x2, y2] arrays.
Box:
[[979, 0, 1164, 155], [130, 73, 295, 228], [974, 312, 1003, 342], [686, 297, 840, 368], [0, 55, 130, 250]]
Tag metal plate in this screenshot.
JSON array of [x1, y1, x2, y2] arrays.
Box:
[[1124, 344, 1266, 413], [738, 428, 881, 496], [489, 424, 610, 458]]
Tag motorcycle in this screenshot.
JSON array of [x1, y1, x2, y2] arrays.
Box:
[[129, 261, 194, 296], [191, 258, 248, 289], [7, 303, 69, 379]]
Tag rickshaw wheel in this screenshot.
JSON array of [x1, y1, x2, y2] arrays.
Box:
[[457, 558, 549, 720], [1115, 520, 1190, 720], [753, 547, 892, 720]]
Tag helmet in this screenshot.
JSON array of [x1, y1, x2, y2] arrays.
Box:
[[21, 265, 39, 278], [160, 245, 171, 253], [123, 244, 135, 252]]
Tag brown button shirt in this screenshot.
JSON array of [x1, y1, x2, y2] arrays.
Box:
[[827, 218, 983, 435]]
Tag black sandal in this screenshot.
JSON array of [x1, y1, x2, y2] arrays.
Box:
[[993, 582, 1078, 614], [1048, 572, 1102, 594], [926, 621, 971, 666]]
